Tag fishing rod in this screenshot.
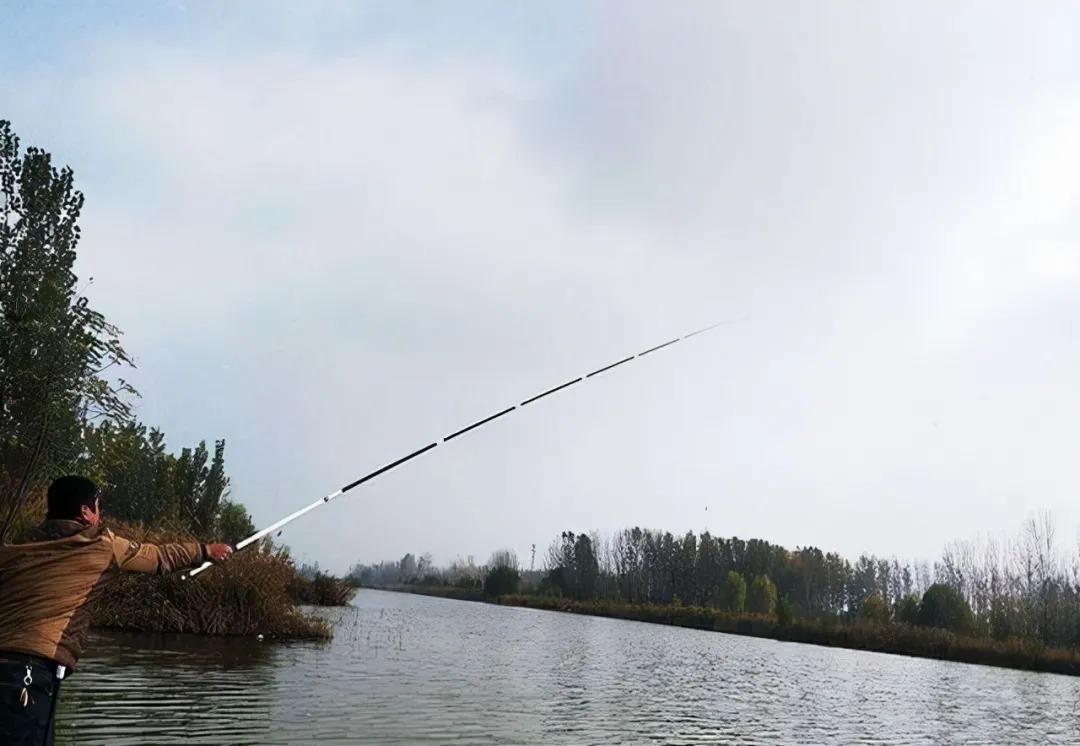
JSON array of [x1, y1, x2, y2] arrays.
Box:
[[182, 317, 745, 580]]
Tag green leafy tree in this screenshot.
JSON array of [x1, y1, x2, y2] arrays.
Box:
[[78, 421, 159, 524], [720, 570, 746, 613], [775, 596, 794, 626], [161, 438, 228, 537], [861, 593, 890, 624], [217, 499, 256, 546], [573, 533, 600, 600], [747, 574, 778, 615], [918, 583, 975, 636], [479, 550, 520, 598], [77, 420, 234, 540], [894, 594, 920, 625], [0, 120, 137, 541], [542, 531, 601, 600]]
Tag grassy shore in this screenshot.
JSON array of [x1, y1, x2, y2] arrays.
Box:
[[499, 596, 1080, 676], [373, 584, 1080, 676]]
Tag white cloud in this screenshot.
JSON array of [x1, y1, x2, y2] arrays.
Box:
[[76, 44, 709, 330], [932, 100, 1080, 338]]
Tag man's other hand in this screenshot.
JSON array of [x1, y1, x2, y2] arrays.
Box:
[[205, 543, 234, 563]]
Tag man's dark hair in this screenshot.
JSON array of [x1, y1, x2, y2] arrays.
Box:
[[46, 475, 99, 520]]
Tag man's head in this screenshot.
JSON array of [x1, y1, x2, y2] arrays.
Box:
[[46, 475, 101, 526]]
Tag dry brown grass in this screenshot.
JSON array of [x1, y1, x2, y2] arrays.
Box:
[[90, 520, 332, 639]]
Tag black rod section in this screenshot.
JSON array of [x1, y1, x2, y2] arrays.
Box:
[[340, 442, 439, 493], [585, 355, 635, 379], [520, 377, 583, 406], [444, 406, 516, 442]]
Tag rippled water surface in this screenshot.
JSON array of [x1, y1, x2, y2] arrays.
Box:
[[55, 589, 1080, 744]]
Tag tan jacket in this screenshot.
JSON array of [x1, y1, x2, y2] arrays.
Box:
[[0, 519, 207, 670]]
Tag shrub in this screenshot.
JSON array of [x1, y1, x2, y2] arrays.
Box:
[[288, 571, 359, 607], [918, 583, 975, 636], [720, 571, 746, 613], [747, 575, 778, 615], [89, 520, 332, 639], [776, 597, 794, 626], [861, 594, 890, 625], [483, 564, 521, 599], [894, 594, 920, 625]]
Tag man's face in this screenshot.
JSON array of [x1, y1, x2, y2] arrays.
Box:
[[80, 497, 101, 527]]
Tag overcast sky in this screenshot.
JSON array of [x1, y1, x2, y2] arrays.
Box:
[[4, 1, 1078, 573]]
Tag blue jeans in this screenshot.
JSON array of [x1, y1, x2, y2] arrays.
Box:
[[0, 652, 63, 746]]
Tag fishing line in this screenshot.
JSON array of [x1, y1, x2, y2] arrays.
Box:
[[182, 316, 746, 580]]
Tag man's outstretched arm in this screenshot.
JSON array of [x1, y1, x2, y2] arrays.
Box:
[[105, 529, 233, 574]]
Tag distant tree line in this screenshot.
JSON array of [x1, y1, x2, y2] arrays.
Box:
[[350, 548, 545, 599], [357, 510, 1080, 649], [350, 551, 473, 588]]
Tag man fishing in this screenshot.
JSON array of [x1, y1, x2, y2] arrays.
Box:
[[0, 475, 235, 746]]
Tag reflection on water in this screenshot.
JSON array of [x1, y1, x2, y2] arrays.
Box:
[[56, 590, 1080, 745]]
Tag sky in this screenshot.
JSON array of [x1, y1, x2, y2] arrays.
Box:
[[3, 1, 1079, 574]]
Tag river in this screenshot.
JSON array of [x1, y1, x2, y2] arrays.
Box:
[[54, 589, 1080, 744]]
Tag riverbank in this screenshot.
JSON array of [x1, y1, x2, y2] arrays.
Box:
[[366, 583, 484, 602], [370, 585, 1080, 676], [496, 596, 1080, 676]]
